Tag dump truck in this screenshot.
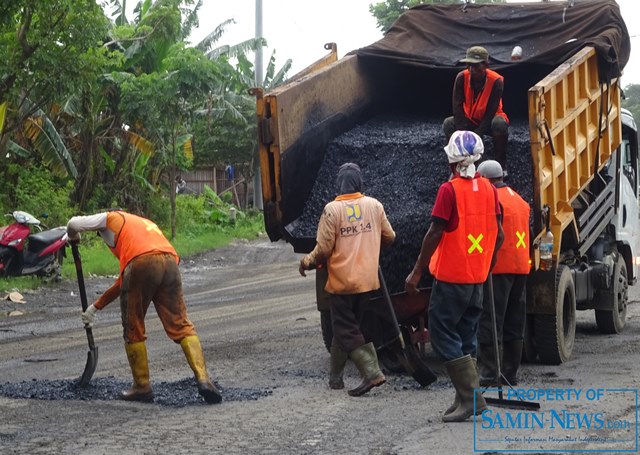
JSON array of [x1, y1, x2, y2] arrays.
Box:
[[254, 0, 638, 366]]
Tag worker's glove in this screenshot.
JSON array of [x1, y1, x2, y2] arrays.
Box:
[[81, 304, 98, 327]]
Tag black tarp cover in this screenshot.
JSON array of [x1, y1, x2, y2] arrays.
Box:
[[356, 0, 630, 81]]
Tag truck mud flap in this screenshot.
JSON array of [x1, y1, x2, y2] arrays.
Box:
[[526, 269, 557, 315]]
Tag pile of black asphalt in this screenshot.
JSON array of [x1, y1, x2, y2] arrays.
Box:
[[290, 114, 534, 293], [0, 377, 273, 407]]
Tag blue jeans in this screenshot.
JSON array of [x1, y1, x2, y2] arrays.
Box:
[[428, 280, 483, 361]]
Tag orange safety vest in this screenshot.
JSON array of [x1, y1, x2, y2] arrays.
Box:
[[106, 211, 178, 275], [492, 186, 531, 275], [463, 68, 509, 125], [429, 177, 498, 284]]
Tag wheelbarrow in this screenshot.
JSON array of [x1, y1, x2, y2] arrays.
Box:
[[365, 269, 437, 387]]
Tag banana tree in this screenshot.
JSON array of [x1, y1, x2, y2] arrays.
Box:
[[0, 0, 109, 183]]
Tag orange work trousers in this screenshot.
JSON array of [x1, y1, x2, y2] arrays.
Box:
[[120, 253, 196, 343]]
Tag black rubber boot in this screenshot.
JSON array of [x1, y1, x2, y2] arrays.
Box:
[[502, 340, 523, 385], [477, 344, 499, 387], [348, 343, 386, 397]]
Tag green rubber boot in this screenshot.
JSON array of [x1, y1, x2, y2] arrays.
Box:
[[348, 342, 386, 397], [442, 355, 487, 422], [329, 344, 348, 390]]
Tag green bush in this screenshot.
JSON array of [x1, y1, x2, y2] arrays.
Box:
[[1, 164, 75, 227], [145, 191, 172, 228]]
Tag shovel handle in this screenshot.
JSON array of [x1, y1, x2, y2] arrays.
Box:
[[378, 266, 404, 346], [487, 274, 504, 392], [71, 243, 95, 348], [70, 243, 89, 313]]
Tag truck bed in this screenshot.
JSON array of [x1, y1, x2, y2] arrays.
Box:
[[288, 114, 534, 292]]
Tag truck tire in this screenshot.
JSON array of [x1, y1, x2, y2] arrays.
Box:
[[595, 255, 628, 334], [534, 265, 576, 365], [320, 309, 333, 352]]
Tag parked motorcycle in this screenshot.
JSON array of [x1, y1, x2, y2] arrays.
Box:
[[0, 211, 68, 281]]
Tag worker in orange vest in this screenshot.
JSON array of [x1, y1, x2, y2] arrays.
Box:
[[443, 46, 510, 174], [477, 160, 530, 386], [406, 131, 504, 422], [67, 210, 222, 404]]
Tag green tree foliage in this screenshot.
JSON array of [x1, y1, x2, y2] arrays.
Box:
[[118, 43, 222, 238], [0, 1, 112, 179], [622, 84, 640, 126], [369, 0, 505, 33], [0, 0, 290, 235]]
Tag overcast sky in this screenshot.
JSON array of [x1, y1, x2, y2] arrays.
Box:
[[186, 0, 640, 87]]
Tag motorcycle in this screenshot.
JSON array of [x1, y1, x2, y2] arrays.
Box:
[[0, 211, 68, 281]]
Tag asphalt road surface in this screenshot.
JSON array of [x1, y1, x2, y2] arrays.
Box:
[[0, 239, 639, 455]]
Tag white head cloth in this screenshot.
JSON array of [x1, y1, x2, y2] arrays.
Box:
[[444, 130, 484, 178]]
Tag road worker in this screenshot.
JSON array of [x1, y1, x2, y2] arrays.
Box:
[[442, 46, 510, 174], [405, 131, 504, 422], [299, 163, 396, 397], [477, 160, 530, 386], [67, 210, 222, 404]]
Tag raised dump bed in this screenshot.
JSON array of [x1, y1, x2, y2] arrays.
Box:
[[255, 0, 636, 365]]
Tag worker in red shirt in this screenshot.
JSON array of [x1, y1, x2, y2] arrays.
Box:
[[406, 131, 504, 422], [477, 160, 530, 386], [299, 163, 396, 397], [67, 210, 222, 404], [443, 46, 510, 174]]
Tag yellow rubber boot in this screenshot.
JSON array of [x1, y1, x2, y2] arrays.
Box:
[[180, 336, 222, 404], [122, 341, 153, 402]]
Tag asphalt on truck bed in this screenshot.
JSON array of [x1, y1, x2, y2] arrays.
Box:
[[289, 114, 534, 293]]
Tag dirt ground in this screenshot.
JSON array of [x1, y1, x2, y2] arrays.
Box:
[[0, 238, 639, 455]]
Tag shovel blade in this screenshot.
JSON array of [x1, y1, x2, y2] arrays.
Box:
[[78, 347, 98, 387], [402, 346, 438, 387], [400, 327, 438, 387], [391, 331, 438, 387]]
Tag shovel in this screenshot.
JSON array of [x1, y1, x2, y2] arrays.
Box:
[[378, 267, 437, 387], [71, 243, 98, 387], [482, 274, 539, 410]]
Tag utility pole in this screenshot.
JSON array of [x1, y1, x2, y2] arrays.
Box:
[[253, 0, 264, 210]]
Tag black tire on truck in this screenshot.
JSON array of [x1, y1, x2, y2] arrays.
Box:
[[534, 265, 576, 365], [595, 254, 628, 334]]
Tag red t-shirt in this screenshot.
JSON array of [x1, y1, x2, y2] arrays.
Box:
[[431, 175, 501, 231]]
